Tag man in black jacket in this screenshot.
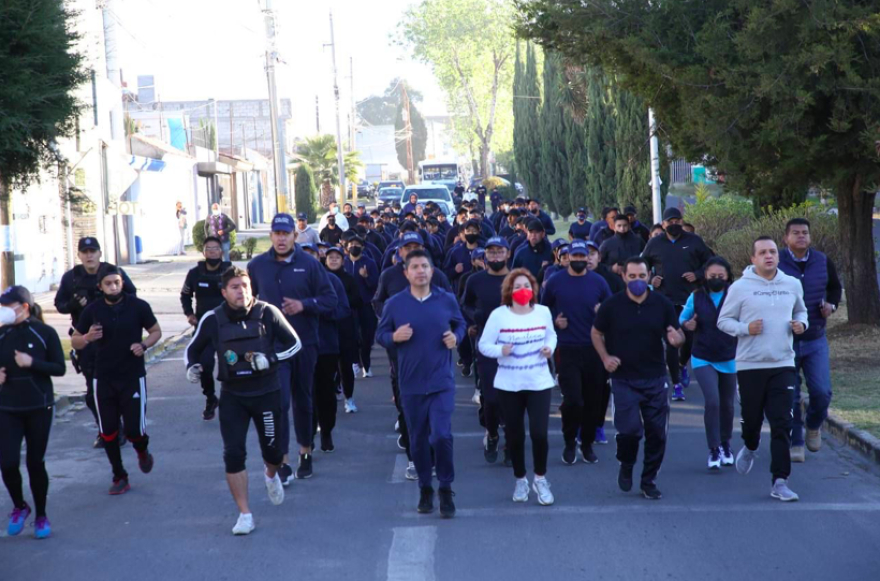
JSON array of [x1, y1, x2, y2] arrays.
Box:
[[180, 236, 232, 420], [624, 205, 651, 244], [600, 214, 646, 272], [641, 207, 714, 392]]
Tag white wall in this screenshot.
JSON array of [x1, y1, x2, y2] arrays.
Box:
[[129, 155, 197, 258], [12, 179, 66, 293]]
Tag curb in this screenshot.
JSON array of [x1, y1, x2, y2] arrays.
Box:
[[54, 330, 192, 416], [824, 413, 880, 465]]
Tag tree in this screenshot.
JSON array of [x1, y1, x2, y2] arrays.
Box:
[[293, 164, 318, 223], [516, 0, 880, 323], [513, 42, 542, 198], [394, 97, 427, 171], [614, 88, 651, 220], [0, 0, 87, 286], [357, 78, 424, 126], [294, 135, 362, 208], [583, 71, 617, 217], [398, 0, 515, 178], [539, 51, 570, 215]]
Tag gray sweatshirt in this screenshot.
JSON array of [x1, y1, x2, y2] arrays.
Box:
[[717, 266, 809, 371]]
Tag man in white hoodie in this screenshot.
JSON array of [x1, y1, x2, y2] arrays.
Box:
[[717, 236, 808, 502]]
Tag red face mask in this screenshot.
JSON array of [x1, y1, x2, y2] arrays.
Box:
[[512, 288, 533, 306]]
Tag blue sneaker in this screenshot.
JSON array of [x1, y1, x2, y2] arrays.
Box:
[[672, 384, 686, 401], [34, 516, 51, 539], [681, 366, 690, 388], [595, 427, 608, 445], [7, 504, 30, 536]]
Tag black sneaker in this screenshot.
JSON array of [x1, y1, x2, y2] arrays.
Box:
[[296, 454, 313, 479], [618, 463, 634, 492], [438, 488, 456, 518], [320, 431, 335, 453], [581, 444, 598, 464], [562, 442, 577, 465], [461, 363, 472, 378], [641, 484, 662, 500], [278, 463, 293, 487], [203, 398, 219, 421], [137, 452, 154, 474], [108, 477, 130, 496], [502, 448, 513, 467], [484, 435, 499, 464], [93, 435, 105, 449], [417, 487, 434, 514]]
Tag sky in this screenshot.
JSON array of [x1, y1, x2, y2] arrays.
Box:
[[111, 0, 446, 138]]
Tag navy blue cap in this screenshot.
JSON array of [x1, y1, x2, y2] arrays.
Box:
[[271, 213, 295, 232], [577, 207, 586, 214], [663, 207, 683, 221], [300, 243, 317, 252], [559, 246, 570, 256], [296, 212, 308, 221], [357, 201, 366, 208], [471, 248, 486, 260], [0, 286, 34, 308], [485, 236, 509, 250], [586, 240, 600, 252], [551, 239, 569, 250], [316, 241, 330, 249], [569, 240, 589, 256], [400, 232, 423, 246], [325, 246, 344, 256]]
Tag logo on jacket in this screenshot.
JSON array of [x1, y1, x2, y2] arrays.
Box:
[[224, 350, 239, 365]]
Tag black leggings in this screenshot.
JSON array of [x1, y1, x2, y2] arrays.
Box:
[[0, 407, 53, 517], [95, 377, 150, 480], [313, 353, 340, 438], [497, 389, 552, 479], [219, 389, 284, 474]]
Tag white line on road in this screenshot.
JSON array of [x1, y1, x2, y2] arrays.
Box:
[[389, 454, 409, 484], [386, 526, 437, 581]]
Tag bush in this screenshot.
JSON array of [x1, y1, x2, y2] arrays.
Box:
[[244, 237, 258, 259], [482, 176, 508, 191], [229, 248, 243, 262], [683, 195, 754, 252], [715, 203, 841, 276], [192, 219, 237, 252], [294, 165, 318, 222]]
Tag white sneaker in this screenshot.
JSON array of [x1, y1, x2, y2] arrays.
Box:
[[471, 389, 481, 405], [405, 461, 418, 481], [771, 478, 800, 502], [708, 448, 721, 470], [265, 472, 284, 506], [352, 363, 361, 376], [232, 513, 255, 535], [362, 368, 373, 378], [512, 478, 529, 502], [735, 446, 756, 475], [344, 399, 358, 413], [532, 477, 554, 506]]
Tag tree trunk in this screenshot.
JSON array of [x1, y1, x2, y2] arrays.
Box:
[[0, 175, 14, 289], [479, 141, 491, 181], [836, 174, 880, 325]]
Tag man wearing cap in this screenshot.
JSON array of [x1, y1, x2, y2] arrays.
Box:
[[642, 207, 714, 399], [498, 209, 520, 239], [344, 236, 379, 384], [54, 237, 137, 448], [71, 265, 162, 495], [600, 213, 646, 272], [319, 211, 345, 247], [569, 208, 592, 241], [444, 208, 470, 251], [512, 219, 554, 278], [205, 203, 237, 262], [247, 213, 338, 482], [443, 220, 484, 288], [543, 240, 613, 465], [294, 213, 320, 247], [358, 215, 388, 253], [526, 199, 556, 235], [624, 206, 650, 243], [462, 236, 511, 463]]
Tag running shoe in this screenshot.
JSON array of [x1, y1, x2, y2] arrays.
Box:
[[581, 444, 598, 464], [93, 435, 105, 449], [790, 445, 806, 463], [7, 504, 30, 536], [295, 454, 313, 479], [562, 442, 577, 465], [265, 472, 284, 505], [672, 384, 686, 401], [708, 448, 721, 471], [471, 388, 481, 405], [512, 478, 529, 503], [438, 488, 456, 517], [418, 487, 434, 513], [138, 451, 154, 474], [461, 363, 472, 378], [405, 461, 418, 481], [484, 434, 499, 464], [232, 512, 255, 535], [771, 478, 800, 502], [618, 463, 634, 492], [109, 477, 130, 495], [320, 431, 335, 453], [720, 442, 734, 466], [397, 434, 406, 450], [362, 368, 373, 378], [34, 516, 51, 540], [532, 478, 554, 506], [681, 366, 690, 388], [352, 363, 361, 376], [344, 398, 358, 413], [641, 484, 662, 500], [203, 398, 219, 421], [806, 428, 822, 452], [595, 427, 608, 445], [735, 447, 756, 475], [278, 463, 294, 487]]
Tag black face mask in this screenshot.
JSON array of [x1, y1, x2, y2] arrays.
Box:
[[487, 260, 506, 273], [327, 220, 336, 227], [206, 257, 223, 267], [344, 212, 353, 218], [530, 209, 539, 215], [570, 260, 588, 274], [465, 233, 479, 244], [666, 224, 684, 238], [376, 224, 385, 232], [707, 278, 727, 292], [349, 246, 363, 258], [104, 292, 124, 304]]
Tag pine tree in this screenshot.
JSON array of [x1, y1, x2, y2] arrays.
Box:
[[513, 42, 526, 194], [565, 111, 586, 214], [613, 87, 651, 219], [584, 70, 617, 217], [539, 52, 569, 215], [517, 43, 542, 200]]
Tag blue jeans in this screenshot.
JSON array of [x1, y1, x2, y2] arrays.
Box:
[[221, 240, 231, 262], [791, 335, 832, 446]]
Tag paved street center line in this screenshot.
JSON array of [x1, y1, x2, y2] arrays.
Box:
[[386, 526, 437, 581]]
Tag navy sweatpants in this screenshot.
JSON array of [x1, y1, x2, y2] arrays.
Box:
[[612, 376, 669, 488], [401, 389, 455, 490], [277, 344, 318, 453]]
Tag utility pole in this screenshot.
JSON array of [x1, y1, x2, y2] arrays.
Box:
[[326, 10, 346, 207], [401, 82, 415, 184], [263, 0, 289, 213], [315, 96, 321, 133], [648, 108, 663, 224], [349, 56, 356, 152]]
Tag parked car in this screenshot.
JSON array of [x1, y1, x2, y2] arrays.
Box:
[[356, 180, 374, 198], [377, 187, 404, 206], [401, 185, 456, 217], [377, 180, 406, 192]]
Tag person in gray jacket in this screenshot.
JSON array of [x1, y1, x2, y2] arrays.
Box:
[[717, 236, 808, 502]]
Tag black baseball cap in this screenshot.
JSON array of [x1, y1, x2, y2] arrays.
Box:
[[78, 237, 101, 252], [527, 219, 545, 232], [296, 213, 308, 221], [624, 205, 637, 216], [663, 207, 683, 221], [0, 285, 34, 308]]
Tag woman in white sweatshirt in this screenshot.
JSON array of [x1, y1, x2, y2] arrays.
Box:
[[479, 268, 558, 505]]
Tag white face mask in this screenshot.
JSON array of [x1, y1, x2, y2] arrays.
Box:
[[331, 207, 339, 215], [212, 207, 221, 215], [0, 306, 18, 326]]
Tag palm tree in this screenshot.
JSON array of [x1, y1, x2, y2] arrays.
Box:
[[294, 134, 363, 207]]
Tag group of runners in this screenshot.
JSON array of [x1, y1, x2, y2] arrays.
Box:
[[0, 191, 841, 537]]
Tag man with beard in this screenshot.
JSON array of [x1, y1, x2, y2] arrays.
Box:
[[320, 212, 344, 246]]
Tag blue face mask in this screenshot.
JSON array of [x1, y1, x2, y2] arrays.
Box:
[[577, 214, 586, 221], [627, 279, 649, 297]]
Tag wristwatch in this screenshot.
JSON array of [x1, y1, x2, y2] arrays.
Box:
[[140, 342, 148, 352]]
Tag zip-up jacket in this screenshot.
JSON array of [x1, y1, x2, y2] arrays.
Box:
[[778, 248, 842, 342], [0, 318, 66, 411], [641, 231, 714, 305], [180, 260, 232, 318]]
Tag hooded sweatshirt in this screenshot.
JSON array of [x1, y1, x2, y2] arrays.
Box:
[[717, 266, 808, 371]]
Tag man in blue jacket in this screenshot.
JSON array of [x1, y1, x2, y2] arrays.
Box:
[[247, 213, 338, 482], [343, 235, 379, 382], [526, 199, 556, 235], [778, 218, 842, 463], [377, 249, 466, 518], [512, 219, 554, 278]]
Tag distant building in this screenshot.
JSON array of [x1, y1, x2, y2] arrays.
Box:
[[355, 125, 405, 182]]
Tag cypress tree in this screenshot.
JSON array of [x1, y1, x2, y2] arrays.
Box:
[[539, 52, 569, 215], [516, 43, 542, 201], [584, 70, 617, 217], [294, 164, 318, 223], [513, 42, 526, 193], [565, 110, 586, 214], [613, 86, 652, 219]]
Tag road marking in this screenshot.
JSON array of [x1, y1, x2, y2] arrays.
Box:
[[389, 454, 408, 483], [401, 501, 880, 519], [386, 526, 436, 581], [384, 426, 769, 439]]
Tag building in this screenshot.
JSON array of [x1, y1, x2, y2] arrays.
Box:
[[355, 125, 405, 183]]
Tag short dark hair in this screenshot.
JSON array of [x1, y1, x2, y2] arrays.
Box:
[[785, 217, 811, 234], [203, 236, 222, 248], [614, 214, 630, 223], [221, 266, 250, 288], [400, 220, 419, 233], [623, 257, 649, 274], [97, 264, 121, 283], [751, 235, 777, 256], [508, 208, 521, 218], [404, 249, 431, 269], [602, 206, 619, 219]]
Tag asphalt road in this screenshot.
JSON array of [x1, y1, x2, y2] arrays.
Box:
[[2, 345, 879, 581]]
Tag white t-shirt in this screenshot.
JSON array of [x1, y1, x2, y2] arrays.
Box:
[[478, 305, 557, 392]]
